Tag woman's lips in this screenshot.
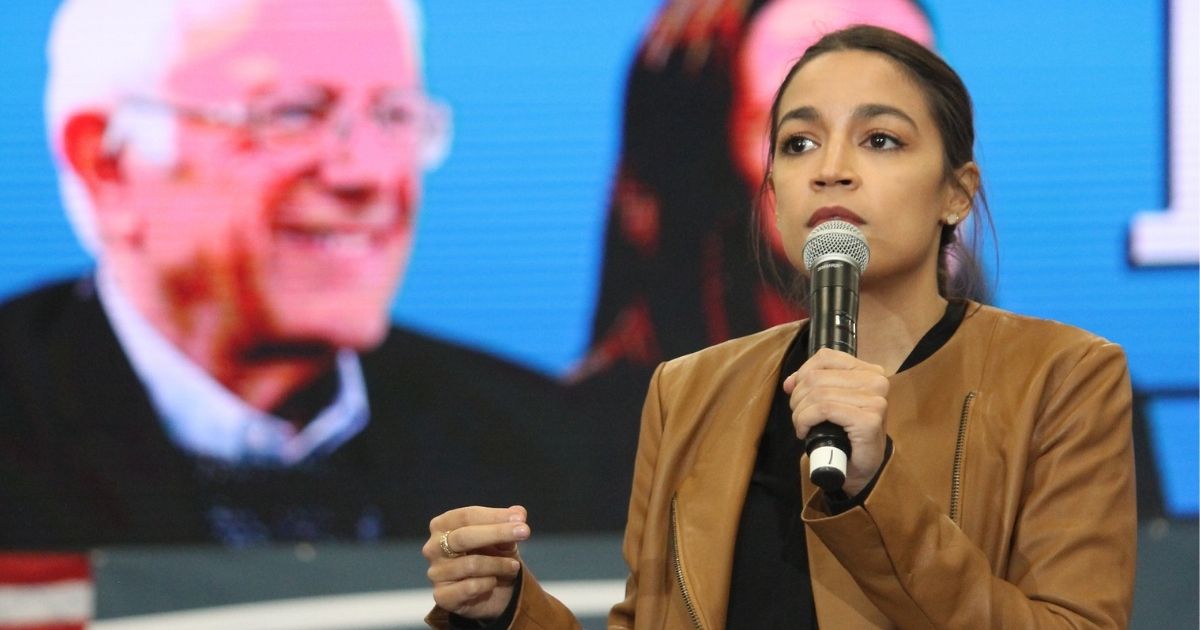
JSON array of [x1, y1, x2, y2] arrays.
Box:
[[807, 206, 865, 227]]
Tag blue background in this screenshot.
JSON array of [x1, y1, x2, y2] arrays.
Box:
[[0, 1, 1195, 515]]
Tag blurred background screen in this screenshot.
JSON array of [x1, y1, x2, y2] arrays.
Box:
[[7, 0, 1186, 516]]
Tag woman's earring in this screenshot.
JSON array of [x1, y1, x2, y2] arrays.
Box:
[[945, 214, 960, 226]]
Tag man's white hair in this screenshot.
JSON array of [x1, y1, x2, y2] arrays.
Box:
[[45, 0, 425, 254]]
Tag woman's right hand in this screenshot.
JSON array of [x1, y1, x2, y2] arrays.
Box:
[[422, 505, 531, 621]]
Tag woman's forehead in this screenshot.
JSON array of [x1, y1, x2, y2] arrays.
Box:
[[778, 51, 930, 121]]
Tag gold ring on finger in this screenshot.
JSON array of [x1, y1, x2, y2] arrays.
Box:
[[439, 530, 463, 558]]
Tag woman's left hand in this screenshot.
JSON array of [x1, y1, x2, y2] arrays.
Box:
[[783, 348, 890, 497]]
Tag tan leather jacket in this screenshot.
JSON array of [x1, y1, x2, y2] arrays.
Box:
[[430, 303, 1136, 629]]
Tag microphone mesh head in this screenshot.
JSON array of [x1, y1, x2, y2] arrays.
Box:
[[803, 219, 870, 272]]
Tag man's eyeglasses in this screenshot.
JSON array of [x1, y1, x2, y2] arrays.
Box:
[[110, 86, 451, 165]]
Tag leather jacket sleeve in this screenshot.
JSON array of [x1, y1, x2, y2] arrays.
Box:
[[803, 339, 1136, 628], [606, 361, 668, 628]]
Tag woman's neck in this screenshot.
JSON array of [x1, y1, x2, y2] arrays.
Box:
[[853, 281, 948, 376]]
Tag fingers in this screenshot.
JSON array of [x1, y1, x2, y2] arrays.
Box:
[[786, 377, 889, 421], [429, 505, 526, 535], [422, 506, 530, 563], [420, 524, 528, 564], [790, 398, 887, 441], [433, 576, 499, 610], [445, 520, 530, 557], [783, 348, 886, 394], [782, 349, 888, 440], [423, 506, 529, 619], [427, 553, 522, 584], [782, 351, 890, 496]]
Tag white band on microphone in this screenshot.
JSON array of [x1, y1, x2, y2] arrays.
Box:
[[810, 444, 848, 477]]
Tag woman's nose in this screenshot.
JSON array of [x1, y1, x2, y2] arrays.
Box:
[[810, 142, 859, 190]]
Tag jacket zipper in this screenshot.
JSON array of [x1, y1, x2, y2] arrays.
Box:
[[949, 391, 976, 524], [670, 495, 704, 630]]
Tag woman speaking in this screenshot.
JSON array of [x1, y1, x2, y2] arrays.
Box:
[[421, 25, 1135, 629]]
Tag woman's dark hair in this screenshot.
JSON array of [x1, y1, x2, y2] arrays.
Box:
[[755, 24, 993, 302]]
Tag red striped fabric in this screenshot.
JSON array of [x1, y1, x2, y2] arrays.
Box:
[[0, 555, 89, 586], [0, 625, 88, 630], [0, 553, 91, 630]]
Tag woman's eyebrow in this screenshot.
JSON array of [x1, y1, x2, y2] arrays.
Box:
[[778, 105, 820, 125], [855, 103, 918, 129], [777, 103, 918, 129]]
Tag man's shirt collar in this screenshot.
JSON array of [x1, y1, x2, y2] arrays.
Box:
[[95, 267, 369, 466]]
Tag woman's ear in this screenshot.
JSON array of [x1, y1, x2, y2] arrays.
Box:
[[63, 111, 122, 192], [949, 161, 980, 220]]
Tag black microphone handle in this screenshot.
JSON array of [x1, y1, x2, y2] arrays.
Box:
[[806, 259, 860, 493]]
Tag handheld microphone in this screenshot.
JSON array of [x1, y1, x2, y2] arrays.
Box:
[[802, 219, 870, 493]]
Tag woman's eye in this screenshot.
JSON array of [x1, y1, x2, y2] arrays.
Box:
[[781, 135, 816, 154], [865, 133, 903, 150]]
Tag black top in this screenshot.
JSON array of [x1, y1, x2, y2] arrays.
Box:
[[725, 300, 966, 629]]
